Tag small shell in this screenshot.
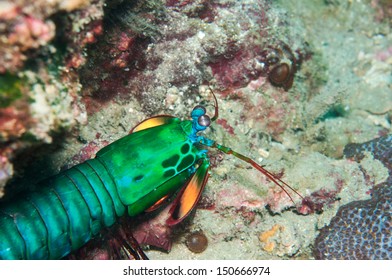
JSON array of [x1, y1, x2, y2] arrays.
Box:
[[263, 43, 297, 90], [269, 63, 290, 84], [185, 231, 208, 253]]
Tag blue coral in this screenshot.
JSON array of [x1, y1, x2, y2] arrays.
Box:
[[314, 134, 392, 260], [314, 182, 392, 259], [344, 134, 392, 177]]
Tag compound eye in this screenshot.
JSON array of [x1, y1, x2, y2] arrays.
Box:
[[193, 105, 206, 113], [198, 115, 211, 127], [191, 105, 206, 118]]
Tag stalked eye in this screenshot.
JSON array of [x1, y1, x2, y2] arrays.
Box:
[[198, 115, 211, 127], [191, 105, 206, 118]]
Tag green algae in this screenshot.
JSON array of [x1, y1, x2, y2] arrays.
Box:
[[315, 103, 350, 123], [0, 73, 24, 108]]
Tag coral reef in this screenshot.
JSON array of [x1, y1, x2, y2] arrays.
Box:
[[80, 0, 308, 116], [0, 0, 106, 194], [314, 135, 392, 259], [0, 0, 95, 74]]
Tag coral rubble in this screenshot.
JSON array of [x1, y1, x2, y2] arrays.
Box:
[[0, 0, 104, 193]]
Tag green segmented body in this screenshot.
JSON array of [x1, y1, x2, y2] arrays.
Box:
[[0, 119, 201, 259], [0, 97, 299, 260]]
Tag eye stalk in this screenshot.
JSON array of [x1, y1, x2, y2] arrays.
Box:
[[191, 105, 211, 132], [190, 87, 219, 133]]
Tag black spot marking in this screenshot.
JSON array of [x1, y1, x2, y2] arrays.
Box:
[[162, 154, 180, 168], [163, 169, 176, 178], [134, 175, 144, 182], [177, 154, 195, 172], [181, 143, 190, 154]]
